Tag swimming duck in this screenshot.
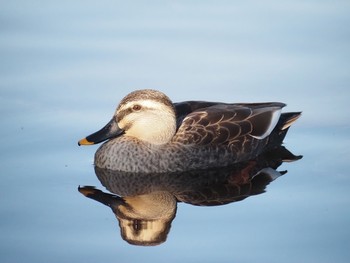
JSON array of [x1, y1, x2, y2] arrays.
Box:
[[78, 89, 301, 173]]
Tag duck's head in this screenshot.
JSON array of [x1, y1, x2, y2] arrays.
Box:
[[78, 89, 177, 146]]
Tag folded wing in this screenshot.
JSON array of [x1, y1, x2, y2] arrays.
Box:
[[172, 102, 286, 146]]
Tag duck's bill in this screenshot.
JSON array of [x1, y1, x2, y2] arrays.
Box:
[[78, 186, 125, 207], [78, 118, 124, 146]]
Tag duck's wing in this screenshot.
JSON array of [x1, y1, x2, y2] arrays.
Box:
[[174, 101, 219, 128], [172, 102, 286, 145]]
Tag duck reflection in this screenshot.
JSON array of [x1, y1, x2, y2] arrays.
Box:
[[79, 187, 176, 246], [79, 146, 301, 246]]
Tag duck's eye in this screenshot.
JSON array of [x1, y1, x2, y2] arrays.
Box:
[[132, 104, 142, 111]]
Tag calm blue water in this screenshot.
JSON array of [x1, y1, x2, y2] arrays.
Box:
[[1, 1, 350, 262]]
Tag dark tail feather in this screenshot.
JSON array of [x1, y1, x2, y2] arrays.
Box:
[[268, 112, 302, 146], [278, 112, 302, 131]]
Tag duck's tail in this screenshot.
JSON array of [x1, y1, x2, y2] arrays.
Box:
[[268, 111, 302, 146], [279, 112, 302, 131]]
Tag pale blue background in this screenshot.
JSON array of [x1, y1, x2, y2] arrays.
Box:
[[1, 1, 349, 262]]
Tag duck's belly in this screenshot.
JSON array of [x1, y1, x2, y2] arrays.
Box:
[[94, 137, 261, 173]]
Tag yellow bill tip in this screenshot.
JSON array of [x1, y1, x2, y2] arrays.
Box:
[[78, 138, 94, 146]]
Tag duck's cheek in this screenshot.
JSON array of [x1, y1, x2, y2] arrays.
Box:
[[124, 125, 144, 140]]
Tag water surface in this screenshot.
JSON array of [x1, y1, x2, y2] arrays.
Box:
[[1, 1, 350, 263]]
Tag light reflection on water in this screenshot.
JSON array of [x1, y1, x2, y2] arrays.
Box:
[[1, 1, 350, 263]]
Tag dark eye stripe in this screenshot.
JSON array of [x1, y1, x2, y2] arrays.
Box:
[[117, 105, 153, 122], [117, 108, 133, 122]]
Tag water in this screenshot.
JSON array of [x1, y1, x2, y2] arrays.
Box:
[[1, 1, 350, 262]]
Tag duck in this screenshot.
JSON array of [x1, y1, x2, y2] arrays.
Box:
[[78, 89, 301, 173]]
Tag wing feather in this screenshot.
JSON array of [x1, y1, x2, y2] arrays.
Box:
[[172, 102, 285, 145]]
